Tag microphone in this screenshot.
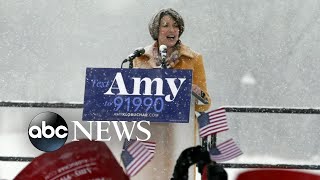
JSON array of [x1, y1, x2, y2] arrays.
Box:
[[159, 45, 167, 69], [121, 47, 145, 69], [192, 90, 209, 104], [123, 47, 145, 63]]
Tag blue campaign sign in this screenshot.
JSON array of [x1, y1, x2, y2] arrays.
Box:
[[82, 68, 193, 123]]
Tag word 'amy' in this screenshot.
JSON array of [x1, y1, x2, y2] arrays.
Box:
[[104, 72, 186, 102]]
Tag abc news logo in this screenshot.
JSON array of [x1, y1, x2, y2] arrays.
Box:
[[28, 112, 68, 152], [28, 112, 151, 152]]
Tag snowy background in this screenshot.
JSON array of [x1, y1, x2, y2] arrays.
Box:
[[1, 0, 320, 179]]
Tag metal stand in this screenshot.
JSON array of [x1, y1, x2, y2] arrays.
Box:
[[121, 59, 134, 69], [161, 58, 167, 69]]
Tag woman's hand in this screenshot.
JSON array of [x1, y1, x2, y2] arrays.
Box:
[[192, 84, 202, 95]]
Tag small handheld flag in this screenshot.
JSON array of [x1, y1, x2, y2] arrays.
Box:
[[198, 107, 229, 138], [209, 138, 242, 162], [121, 139, 156, 177]]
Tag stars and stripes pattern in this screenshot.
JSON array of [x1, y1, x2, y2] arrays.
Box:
[[121, 139, 156, 176], [141, 141, 156, 154], [198, 107, 229, 138], [209, 138, 243, 162]]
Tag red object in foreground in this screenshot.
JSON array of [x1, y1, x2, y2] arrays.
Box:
[[237, 169, 320, 180], [15, 139, 129, 180]]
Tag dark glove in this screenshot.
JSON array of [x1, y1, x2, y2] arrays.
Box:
[[204, 162, 228, 180], [171, 146, 211, 180]]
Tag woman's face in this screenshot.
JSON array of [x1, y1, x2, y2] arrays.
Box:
[[158, 15, 180, 48]]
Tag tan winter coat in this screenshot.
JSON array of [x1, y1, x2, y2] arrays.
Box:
[[133, 43, 211, 112]]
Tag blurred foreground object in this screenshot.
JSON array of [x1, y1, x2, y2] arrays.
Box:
[[15, 139, 129, 180], [201, 162, 228, 180], [237, 169, 320, 180], [171, 145, 228, 180]]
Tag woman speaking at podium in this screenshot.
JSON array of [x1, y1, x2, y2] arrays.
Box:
[[133, 8, 212, 179], [134, 8, 211, 112]]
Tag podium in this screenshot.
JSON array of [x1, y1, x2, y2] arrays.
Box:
[[130, 96, 198, 180], [82, 68, 207, 179]]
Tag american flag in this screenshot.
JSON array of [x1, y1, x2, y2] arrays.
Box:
[[141, 141, 156, 154], [198, 107, 229, 138], [209, 138, 243, 162], [121, 139, 156, 176]]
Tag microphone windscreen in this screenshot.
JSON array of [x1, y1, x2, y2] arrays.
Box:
[[135, 47, 145, 56], [159, 45, 167, 52]]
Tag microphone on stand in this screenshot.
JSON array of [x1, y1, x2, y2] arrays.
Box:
[[121, 47, 145, 68], [159, 45, 167, 69]]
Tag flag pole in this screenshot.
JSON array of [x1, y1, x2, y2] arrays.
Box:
[[210, 134, 217, 149], [201, 137, 208, 150]]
